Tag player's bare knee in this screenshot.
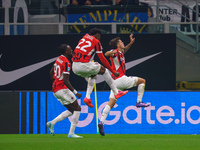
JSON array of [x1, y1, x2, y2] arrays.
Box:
[[142, 78, 146, 84], [91, 75, 97, 79], [137, 77, 146, 85], [98, 66, 105, 75], [76, 105, 81, 111], [108, 98, 116, 108], [68, 109, 74, 114]]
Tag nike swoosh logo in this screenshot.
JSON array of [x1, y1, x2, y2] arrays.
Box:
[[0, 54, 57, 85], [0, 52, 161, 86], [86, 52, 162, 84]]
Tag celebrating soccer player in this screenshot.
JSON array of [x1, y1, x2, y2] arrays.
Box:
[[47, 44, 82, 138], [98, 34, 150, 136]]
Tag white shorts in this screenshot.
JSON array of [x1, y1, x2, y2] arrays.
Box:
[[72, 62, 101, 78], [109, 75, 138, 100], [53, 89, 76, 105]]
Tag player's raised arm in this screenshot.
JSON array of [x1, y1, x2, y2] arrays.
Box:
[[123, 34, 135, 54]]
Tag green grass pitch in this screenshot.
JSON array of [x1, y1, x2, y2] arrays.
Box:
[[0, 134, 200, 150]]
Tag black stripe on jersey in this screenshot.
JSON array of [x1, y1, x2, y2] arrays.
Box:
[[117, 53, 125, 74], [65, 62, 70, 72], [98, 43, 101, 52]]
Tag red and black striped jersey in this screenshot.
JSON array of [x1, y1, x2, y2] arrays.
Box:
[[52, 55, 71, 93], [72, 33, 103, 62], [110, 49, 126, 79]]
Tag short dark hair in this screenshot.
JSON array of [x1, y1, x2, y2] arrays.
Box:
[[89, 28, 101, 35], [109, 37, 121, 49], [58, 44, 68, 54]]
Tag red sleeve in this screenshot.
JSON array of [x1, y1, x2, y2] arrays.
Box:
[[97, 52, 115, 74]]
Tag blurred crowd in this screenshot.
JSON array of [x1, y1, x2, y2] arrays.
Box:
[[70, 0, 139, 5]]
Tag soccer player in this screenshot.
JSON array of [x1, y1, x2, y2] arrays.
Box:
[[72, 28, 128, 108], [98, 34, 150, 136], [46, 44, 82, 138]]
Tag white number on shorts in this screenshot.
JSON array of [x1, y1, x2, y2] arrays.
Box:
[[76, 38, 91, 52]]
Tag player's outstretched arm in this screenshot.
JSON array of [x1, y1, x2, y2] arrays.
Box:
[[97, 53, 115, 74], [124, 34, 135, 54], [105, 50, 118, 57]]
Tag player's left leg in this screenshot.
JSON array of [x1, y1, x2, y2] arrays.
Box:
[[136, 77, 150, 107], [100, 97, 116, 125], [98, 91, 117, 136], [66, 101, 83, 138]]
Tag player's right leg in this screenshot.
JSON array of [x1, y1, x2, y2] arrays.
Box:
[[84, 75, 97, 108], [115, 76, 150, 107], [135, 77, 150, 107], [72, 62, 100, 108]]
